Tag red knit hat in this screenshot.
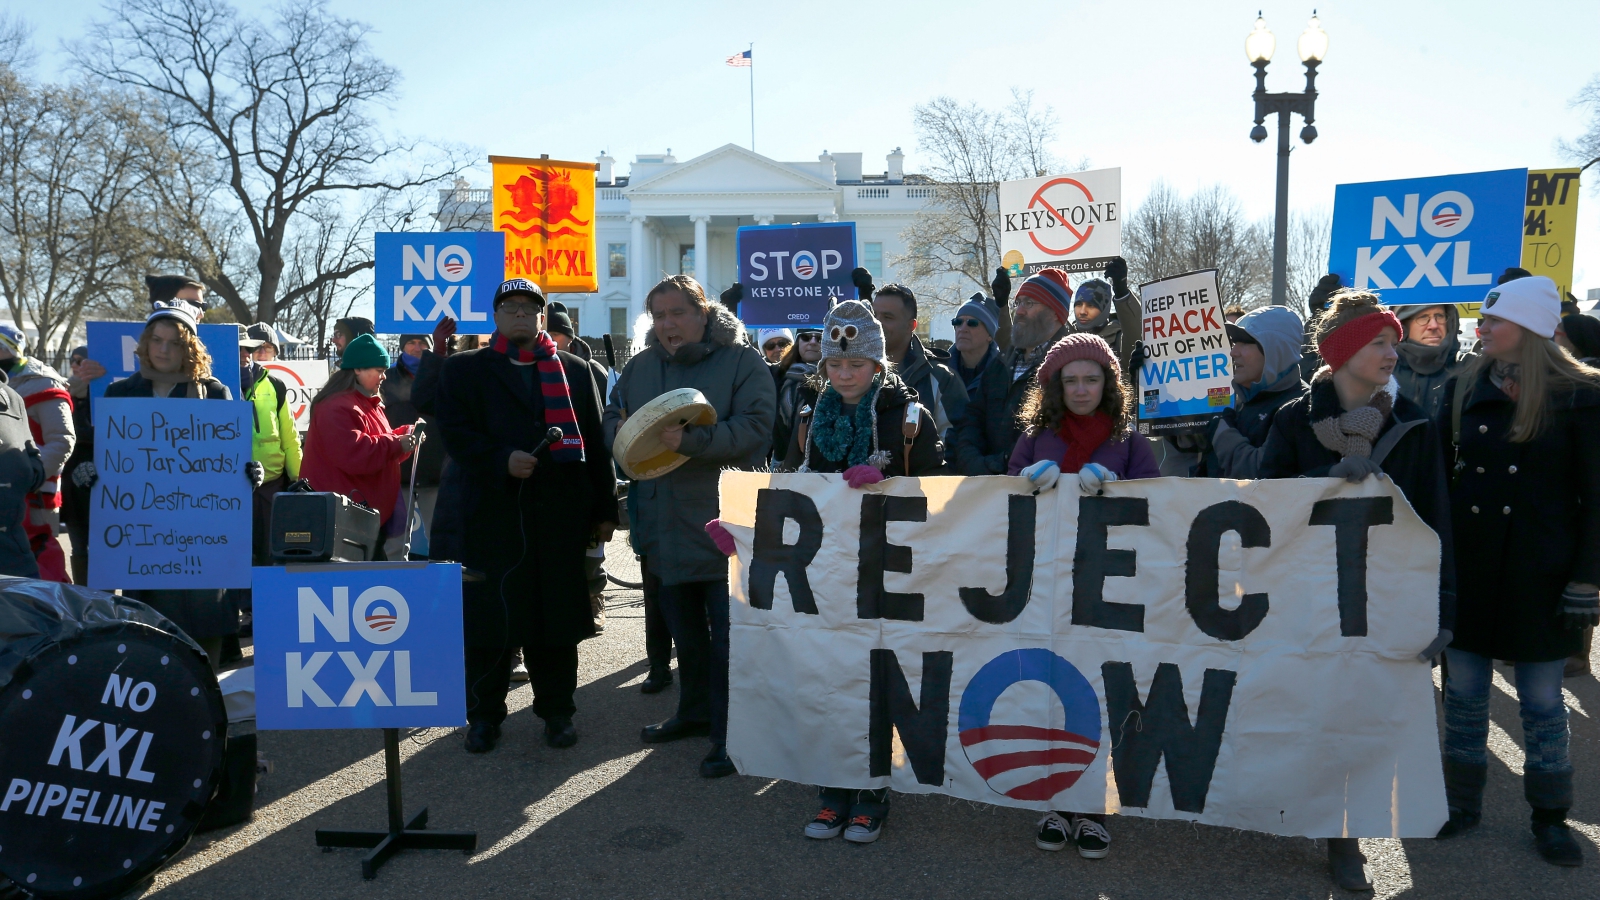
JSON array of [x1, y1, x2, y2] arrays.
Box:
[[1038, 332, 1120, 385], [1317, 309, 1403, 373], [1014, 267, 1074, 324]]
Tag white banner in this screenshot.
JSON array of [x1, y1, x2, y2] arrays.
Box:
[[261, 360, 329, 432], [720, 472, 1447, 838], [998, 167, 1122, 277]]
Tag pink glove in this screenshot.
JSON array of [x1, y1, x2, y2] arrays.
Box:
[[843, 465, 885, 489], [705, 519, 736, 556]]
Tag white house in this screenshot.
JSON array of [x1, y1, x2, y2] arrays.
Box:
[[436, 144, 968, 342]]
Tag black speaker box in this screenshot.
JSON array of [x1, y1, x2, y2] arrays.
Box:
[[270, 490, 382, 562]]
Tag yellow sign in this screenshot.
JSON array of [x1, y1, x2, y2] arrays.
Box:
[[1521, 168, 1581, 301], [490, 155, 599, 293]]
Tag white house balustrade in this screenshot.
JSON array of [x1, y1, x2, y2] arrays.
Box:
[[435, 144, 971, 341]]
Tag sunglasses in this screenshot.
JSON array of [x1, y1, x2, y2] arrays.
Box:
[[951, 317, 986, 329], [796, 333, 822, 343]]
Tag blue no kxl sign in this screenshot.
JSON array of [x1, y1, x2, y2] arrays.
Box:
[[1328, 168, 1526, 306], [736, 222, 858, 327], [252, 563, 466, 730], [374, 232, 505, 334]]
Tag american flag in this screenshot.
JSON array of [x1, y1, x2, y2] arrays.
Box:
[[726, 50, 752, 67]]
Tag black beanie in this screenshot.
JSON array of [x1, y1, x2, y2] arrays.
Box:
[[146, 274, 204, 308], [546, 308, 576, 338]]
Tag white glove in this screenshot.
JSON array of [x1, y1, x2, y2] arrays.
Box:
[[1020, 459, 1060, 491], [1078, 462, 1118, 495]]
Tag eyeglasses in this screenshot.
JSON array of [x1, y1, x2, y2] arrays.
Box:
[[951, 318, 986, 329], [497, 301, 542, 317], [796, 333, 822, 343], [763, 341, 791, 351]]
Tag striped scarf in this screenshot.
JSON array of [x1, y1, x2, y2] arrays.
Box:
[[489, 330, 585, 463]]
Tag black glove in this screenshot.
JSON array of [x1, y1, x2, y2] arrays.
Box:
[[1308, 273, 1342, 312], [71, 459, 97, 490], [245, 460, 265, 490], [27, 447, 44, 494], [1416, 628, 1453, 664], [1328, 456, 1382, 483], [1128, 340, 1148, 368], [991, 267, 1012, 307], [720, 282, 744, 311], [851, 267, 875, 301], [1104, 256, 1130, 297], [1558, 583, 1600, 630]]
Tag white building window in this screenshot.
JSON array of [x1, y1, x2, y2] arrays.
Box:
[[610, 307, 628, 335], [608, 243, 628, 279], [862, 242, 884, 281]]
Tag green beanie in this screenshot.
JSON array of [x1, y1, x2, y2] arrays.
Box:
[[339, 333, 390, 370]]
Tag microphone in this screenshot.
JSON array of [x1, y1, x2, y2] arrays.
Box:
[[529, 426, 565, 457]]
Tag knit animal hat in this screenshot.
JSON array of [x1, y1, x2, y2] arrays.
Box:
[[1014, 268, 1073, 324], [0, 323, 25, 357], [819, 300, 886, 369], [1038, 332, 1120, 385], [1315, 290, 1403, 373]]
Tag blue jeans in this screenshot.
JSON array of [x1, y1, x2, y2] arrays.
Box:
[[657, 577, 730, 744], [1442, 648, 1570, 775]]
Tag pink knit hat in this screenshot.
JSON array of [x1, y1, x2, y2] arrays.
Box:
[[1038, 332, 1119, 385]]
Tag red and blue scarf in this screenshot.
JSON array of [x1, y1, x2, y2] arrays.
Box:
[[489, 330, 585, 463]]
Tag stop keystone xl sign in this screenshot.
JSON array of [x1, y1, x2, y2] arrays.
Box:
[[998, 167, 1122, 277]]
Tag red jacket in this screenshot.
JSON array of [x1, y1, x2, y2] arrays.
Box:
[[301, 389, 412, 525]]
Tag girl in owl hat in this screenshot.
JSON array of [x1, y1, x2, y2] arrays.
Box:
[[781, 299, 941, 485]]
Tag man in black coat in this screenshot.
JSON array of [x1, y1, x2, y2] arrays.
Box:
[[436, 279, 618, 754], [381, 333, 445, 559], [0, 368, 45, 577]]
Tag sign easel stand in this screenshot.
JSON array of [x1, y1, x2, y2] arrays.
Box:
[[314, 727, 477, 878]]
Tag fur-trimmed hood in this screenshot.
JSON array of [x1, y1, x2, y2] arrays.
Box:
[[643, 302, 751, 366]]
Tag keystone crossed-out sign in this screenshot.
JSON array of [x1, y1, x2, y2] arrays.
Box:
[[998, 168, 1122, 277], [252, 563, 466, 730], [1328, 168, 1526, 306], [374, 232, 505, 335]]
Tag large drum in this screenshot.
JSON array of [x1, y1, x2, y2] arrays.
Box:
[[0, 578, 227, 899], [611, 388, 718, 481]]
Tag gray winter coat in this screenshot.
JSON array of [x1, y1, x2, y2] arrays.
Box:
[[603, 303, 775, 585], [1393, 305, 1469, 422], [1204, 305, 1309, 478], [896, 335, 967, 438]]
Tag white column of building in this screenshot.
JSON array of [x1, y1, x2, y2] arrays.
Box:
[[691, 215, 710, 289], [629, 215, 647, 324]]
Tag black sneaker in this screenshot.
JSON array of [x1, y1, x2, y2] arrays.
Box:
[[843, 811, 883, 844], [464, 722, 500, 753], [1035, 812, 1070, 851], [1070, 814, 1110, 859], [1533, 821, 1583, 867], [544, 717, 577, 748], [805, 804, 847, 839], [1435, 808, 1480, 839]]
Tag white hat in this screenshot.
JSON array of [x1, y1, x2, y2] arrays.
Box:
[[757, 328, 794, 349], [1481, 276, 1561, 339]]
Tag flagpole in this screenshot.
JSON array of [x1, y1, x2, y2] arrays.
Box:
[[748, 42, 755, 152]]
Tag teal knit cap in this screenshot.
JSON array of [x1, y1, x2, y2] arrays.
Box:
[[339, 333, 389, 370]]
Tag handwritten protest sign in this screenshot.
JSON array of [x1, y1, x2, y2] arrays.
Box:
[[998, 168, 1122, 277], [1134, 268, 1232, 436], [86, 321, 243, 401], [719, 472, 1448, 838], [89, 398, 253, 590]]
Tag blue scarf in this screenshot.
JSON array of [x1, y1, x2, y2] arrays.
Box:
[[810, 377, 881, 466], [399, 352, 422, 375]]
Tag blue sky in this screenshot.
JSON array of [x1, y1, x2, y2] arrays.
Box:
[[11, 0, 1600, 297]]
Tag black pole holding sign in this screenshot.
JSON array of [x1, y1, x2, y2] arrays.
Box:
[[314, 728, 477, 878]]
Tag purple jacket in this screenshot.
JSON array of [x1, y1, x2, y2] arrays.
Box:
[[1006, 427, 1161, 480]]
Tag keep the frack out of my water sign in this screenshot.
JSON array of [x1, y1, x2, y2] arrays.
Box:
[[1328, 168, 1526, 306], [374, 232, 505, 335], [1135, 268, 1232, 437], [736, 222, 857, 328], [89, 398, 253, 589], [253, 564, 466, 730]]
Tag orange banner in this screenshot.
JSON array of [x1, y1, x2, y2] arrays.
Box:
[[490, 155, 599, 293]]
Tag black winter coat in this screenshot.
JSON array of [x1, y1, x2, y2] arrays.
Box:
[[381, 362, 444, 487], [437, 347, 616, 649], [1201, 382, 1308, 478], [1258, 379, 1456, 632], [782, 375, 942, 476], [0, 371, 43, 577], [105, 372, 238, 640], [1444, 367, 1600, 661], [953, 326, 1069, 475]]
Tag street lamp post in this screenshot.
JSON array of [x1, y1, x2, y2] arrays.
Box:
[[1248, 12, 1328, 306]]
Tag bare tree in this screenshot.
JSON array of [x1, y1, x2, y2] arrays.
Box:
[[1559, 74, 1600, 167], [1123, 180, 1273, 310], [1285, 205, 1332, 316], [0, 64, 164, 365], [76, 0, 462, 325], [894, 91, 1075, 326]]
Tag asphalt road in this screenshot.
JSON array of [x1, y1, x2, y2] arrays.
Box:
[[135, 539, 1600, 900]]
